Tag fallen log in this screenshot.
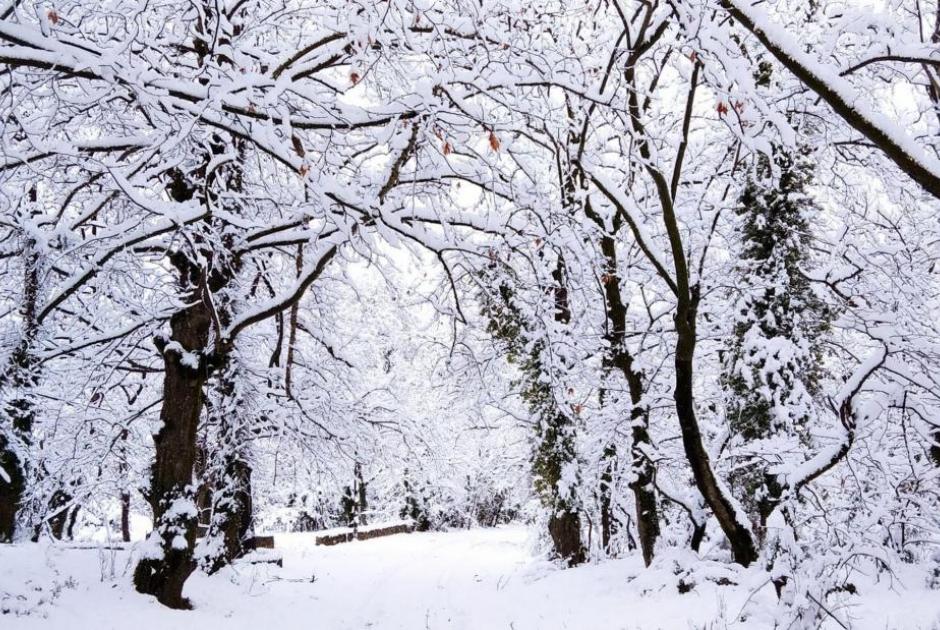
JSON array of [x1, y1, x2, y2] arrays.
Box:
[[315, 521, 414, 546], [315, 531, 355, 546], [355, 523, 413, 541]]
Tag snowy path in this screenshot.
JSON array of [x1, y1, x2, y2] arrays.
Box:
[[3, 525, 940, 629]]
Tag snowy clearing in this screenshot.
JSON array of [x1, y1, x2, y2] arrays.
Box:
[[2, 525, 939, 630]]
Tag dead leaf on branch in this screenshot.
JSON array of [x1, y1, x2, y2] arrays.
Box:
[[488, 131, 500, 152]]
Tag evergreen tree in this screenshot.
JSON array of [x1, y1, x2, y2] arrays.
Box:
[[479, 258, 586, 566], [723, 147, 830, 536]]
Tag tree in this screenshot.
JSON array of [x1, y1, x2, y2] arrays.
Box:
[[480, 258, 587, 566], [712, 0, 940, 200], [722, 147, 830, 538]]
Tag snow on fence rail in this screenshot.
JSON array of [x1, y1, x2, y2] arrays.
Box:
[[314, 520, 414, 546]]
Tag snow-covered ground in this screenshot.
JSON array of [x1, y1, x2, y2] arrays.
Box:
[[2, 525, 940, 629]]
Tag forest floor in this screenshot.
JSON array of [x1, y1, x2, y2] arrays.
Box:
[[2, 524, 939, 629]]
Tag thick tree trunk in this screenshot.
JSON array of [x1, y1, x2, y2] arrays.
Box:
[[202, 390, 254, 575], [625, 378, 660, 567], [134, 45, 245, 593], [133, 294, 212, 609], [547, 260, 587, 566], [548, 509, 586, 567], [199, 314, 253, 574], [220, 458, 252, 558]]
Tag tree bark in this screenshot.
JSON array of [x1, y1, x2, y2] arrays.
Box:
[[596, 232, 660, 566], [355, 462, 368, 526], [0, 237, 41, 543], [202, 365, 254, 575], [599, 443, 617, 553], [548, 507, 586, 567], [204, 456, 252, 574], [47, 490, 72, 540], [121, 491, 131, 542], [674, 294, 758, 566], [0, 432, 24, 542], [547, 260, 587, 566], [133, 272, 212, 609]]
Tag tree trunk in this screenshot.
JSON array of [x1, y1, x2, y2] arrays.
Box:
[[355, 462, 367, 526], [133, 52, 244, 596], [674, 296, 758, 566], [47, 490, 71, 540], [121, 491, 131, 542], [202, 378, 254, 575], [599, 444, 617, 553], [546, 260, 587, 565], [0, 433, 24, 542], [548, 508, 586, 567], [596, 232, 660, 566], [0, 241, 41, 543], [65, 504, 79, 540], [204, 456, 252, 574], [613, 37, 760, 566], [133, 292, 212, 609]]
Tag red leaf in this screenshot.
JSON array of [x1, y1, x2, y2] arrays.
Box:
[[488, 131, 500, 152], [47, 9, 59, 25], [716, 101, 729, 116]]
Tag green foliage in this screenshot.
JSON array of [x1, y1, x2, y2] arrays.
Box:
[[478, 270, 579, 515], [724, 148, 829, 438], [400, 476, 432, 532], [723, 147, 832, 526]]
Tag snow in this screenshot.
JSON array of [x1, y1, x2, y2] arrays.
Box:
[[2, 526, 940, 629], [723, 0, 940, 189]]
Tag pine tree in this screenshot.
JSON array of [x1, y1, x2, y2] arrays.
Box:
[[723, 147, 830, 536]]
